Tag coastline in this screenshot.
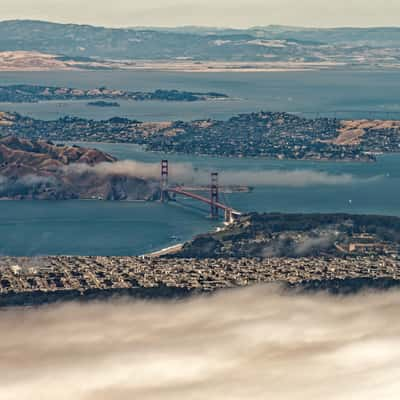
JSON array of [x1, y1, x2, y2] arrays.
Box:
[[0, 58, 333, 73], [145, 221, 228, 258], [61, 139, 378, 163], [145, 243, 184, 257]]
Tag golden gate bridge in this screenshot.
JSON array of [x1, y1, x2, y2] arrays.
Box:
[[160, 160, 242, 224]]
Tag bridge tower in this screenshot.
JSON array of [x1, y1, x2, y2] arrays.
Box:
[[210, 172, 219, 219], [161, 160, 169, 203]]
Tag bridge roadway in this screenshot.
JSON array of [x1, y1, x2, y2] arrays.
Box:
[[167, 186, 241, 220]]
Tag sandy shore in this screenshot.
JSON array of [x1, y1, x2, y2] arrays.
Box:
[[145, 243, 183, 257]]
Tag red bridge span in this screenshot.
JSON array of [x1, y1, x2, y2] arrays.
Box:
[[160, 160, 241, 224]]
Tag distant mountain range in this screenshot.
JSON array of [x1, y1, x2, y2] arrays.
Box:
[[1, 20, 400, 68]]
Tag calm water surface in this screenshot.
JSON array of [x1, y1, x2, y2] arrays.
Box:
[[1, 70, 400, 120], [0, 71, 400, 255], [0, 142, 399, 256]]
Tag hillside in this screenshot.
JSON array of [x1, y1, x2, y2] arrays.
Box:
[[2, 111, 388, 161], [0, 20, 399, 69], [175, 213, 400, 259], [0, 136, 157, 200]]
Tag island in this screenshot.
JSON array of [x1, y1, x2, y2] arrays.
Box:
[[3, 110, 400, 161], [87, 101, 120, 107], [0, 85, 229, 103]]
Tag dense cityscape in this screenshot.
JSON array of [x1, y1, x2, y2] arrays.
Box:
[[2, 211, 400, 306], [1, 255, 400, 306]]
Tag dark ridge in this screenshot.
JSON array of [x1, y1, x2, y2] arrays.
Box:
[[1, 278, 399, 307]]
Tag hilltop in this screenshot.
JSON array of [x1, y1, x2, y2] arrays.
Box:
[[0, 136, 157, 200], [0, 20, 400, 70], [175, 213, 400, 259]]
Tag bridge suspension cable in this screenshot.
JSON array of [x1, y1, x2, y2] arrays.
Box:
[[159, 160, 241, 223]]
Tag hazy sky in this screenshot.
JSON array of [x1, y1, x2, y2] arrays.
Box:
[[2, 0, 400, 28]]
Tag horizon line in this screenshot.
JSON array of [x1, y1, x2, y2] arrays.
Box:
[[1, 18, 400, 31]]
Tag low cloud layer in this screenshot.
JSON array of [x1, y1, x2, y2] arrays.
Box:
[[64, 160, 365, 187], [217, 169, 357, 187], [1, 287, 400, 400], [294, 232, 337, 255], [63, 160, 189, 182], [261, 231, 339, 257], [0, 174, 55, 192]]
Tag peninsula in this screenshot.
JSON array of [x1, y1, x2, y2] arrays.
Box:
[[3, 110, 400, 161], [0, 136, 157, 200], [175, 212, 400, 259]]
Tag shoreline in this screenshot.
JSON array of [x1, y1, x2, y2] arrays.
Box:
[[144, 243, 184, 257], [2, 65, 400, 74], [145, 221, 227, 258], [2, 64, 400, 74], [61, 139, 379, 163]]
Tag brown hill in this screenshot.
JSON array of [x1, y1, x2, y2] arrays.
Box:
[[0, 136, 157, 200]]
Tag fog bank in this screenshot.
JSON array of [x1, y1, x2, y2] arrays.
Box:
[[1, 286, 400, 400], [64, 160, 369, 187]]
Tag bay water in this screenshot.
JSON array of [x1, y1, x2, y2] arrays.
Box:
[[0, 70, 400, 255]]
